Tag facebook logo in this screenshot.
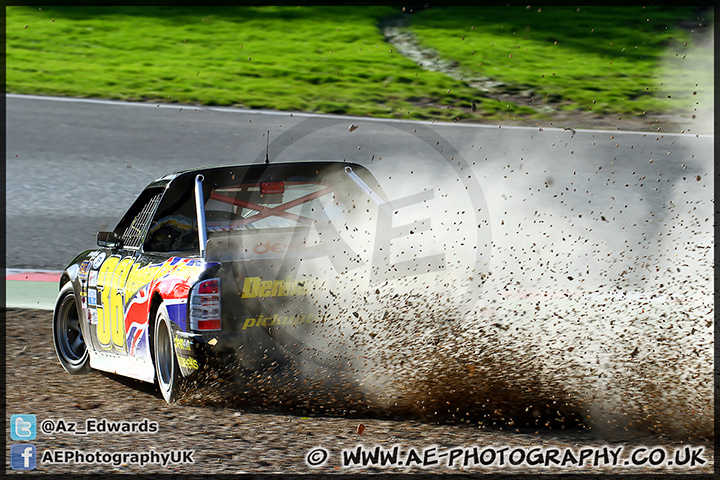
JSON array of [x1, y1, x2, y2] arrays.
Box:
[[11, 444, 37, 470], [10, 414, 36, 440]]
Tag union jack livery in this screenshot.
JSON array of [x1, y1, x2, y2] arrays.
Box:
[[53, 162, 390, 403]]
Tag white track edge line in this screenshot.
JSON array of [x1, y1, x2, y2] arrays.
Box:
[[6, 93, 713, 138]]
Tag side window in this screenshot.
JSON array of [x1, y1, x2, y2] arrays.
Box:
[[144, 186, 199, 254], [113, 189, 163, 250]]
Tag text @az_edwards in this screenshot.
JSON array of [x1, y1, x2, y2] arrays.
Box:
[[40, 418, 158, 435], [306, 444, 709, 470]]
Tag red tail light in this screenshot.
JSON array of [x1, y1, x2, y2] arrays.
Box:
[[197, 319, 221, 330], [198, 279, 219, 294], [260, 181, 284, 194]]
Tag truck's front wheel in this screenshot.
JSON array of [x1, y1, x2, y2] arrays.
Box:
[[53, 283, 91, 374]]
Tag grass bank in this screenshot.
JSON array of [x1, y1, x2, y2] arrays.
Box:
[[5, 6, 713, 123], [408, 6, 713, 117]]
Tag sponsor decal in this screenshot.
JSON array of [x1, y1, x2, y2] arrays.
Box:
[[242, 313, 318, 330], [241, 276, 321, 298], [79, 261, 91, 281], [88, 288, 97, 307], [87, 308, 98, 325], [174, 337, 193, 352], [92, 252, 106, 269], [177, 356, 199, 370], [89, 270, 98, 287]]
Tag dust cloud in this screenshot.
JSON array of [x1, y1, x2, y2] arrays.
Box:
[[177, 27, 713, 441], [183, 132, 712, 443]]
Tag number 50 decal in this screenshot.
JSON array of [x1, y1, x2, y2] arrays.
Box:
[[96, 256, 133, 351]]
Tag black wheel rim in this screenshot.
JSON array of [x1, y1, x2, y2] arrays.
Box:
[[56, 294, 86, 363]]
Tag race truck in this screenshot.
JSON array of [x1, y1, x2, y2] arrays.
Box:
[[53, 161, 389, 403]]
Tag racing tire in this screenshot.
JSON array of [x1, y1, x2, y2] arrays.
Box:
[[52, 283, 91, 374], [153, 304, 185, 404]]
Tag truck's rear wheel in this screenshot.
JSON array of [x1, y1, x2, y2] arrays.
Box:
[[153, 304, 185, 403]]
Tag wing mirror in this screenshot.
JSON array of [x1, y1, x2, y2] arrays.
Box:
[[97, 231, 122, 248]]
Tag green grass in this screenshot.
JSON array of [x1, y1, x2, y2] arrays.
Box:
[[408, 6, 714, 116], [5, 6, 713, 122]]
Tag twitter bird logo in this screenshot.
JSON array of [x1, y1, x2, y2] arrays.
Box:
[[11, 414, 36, 440]]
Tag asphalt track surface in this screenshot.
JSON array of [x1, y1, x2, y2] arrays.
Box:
[[6, 93, 712, 270], [4, 94, 715, 474]]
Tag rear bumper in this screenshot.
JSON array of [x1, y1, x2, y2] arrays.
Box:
[[172, 329, 282, 378]]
